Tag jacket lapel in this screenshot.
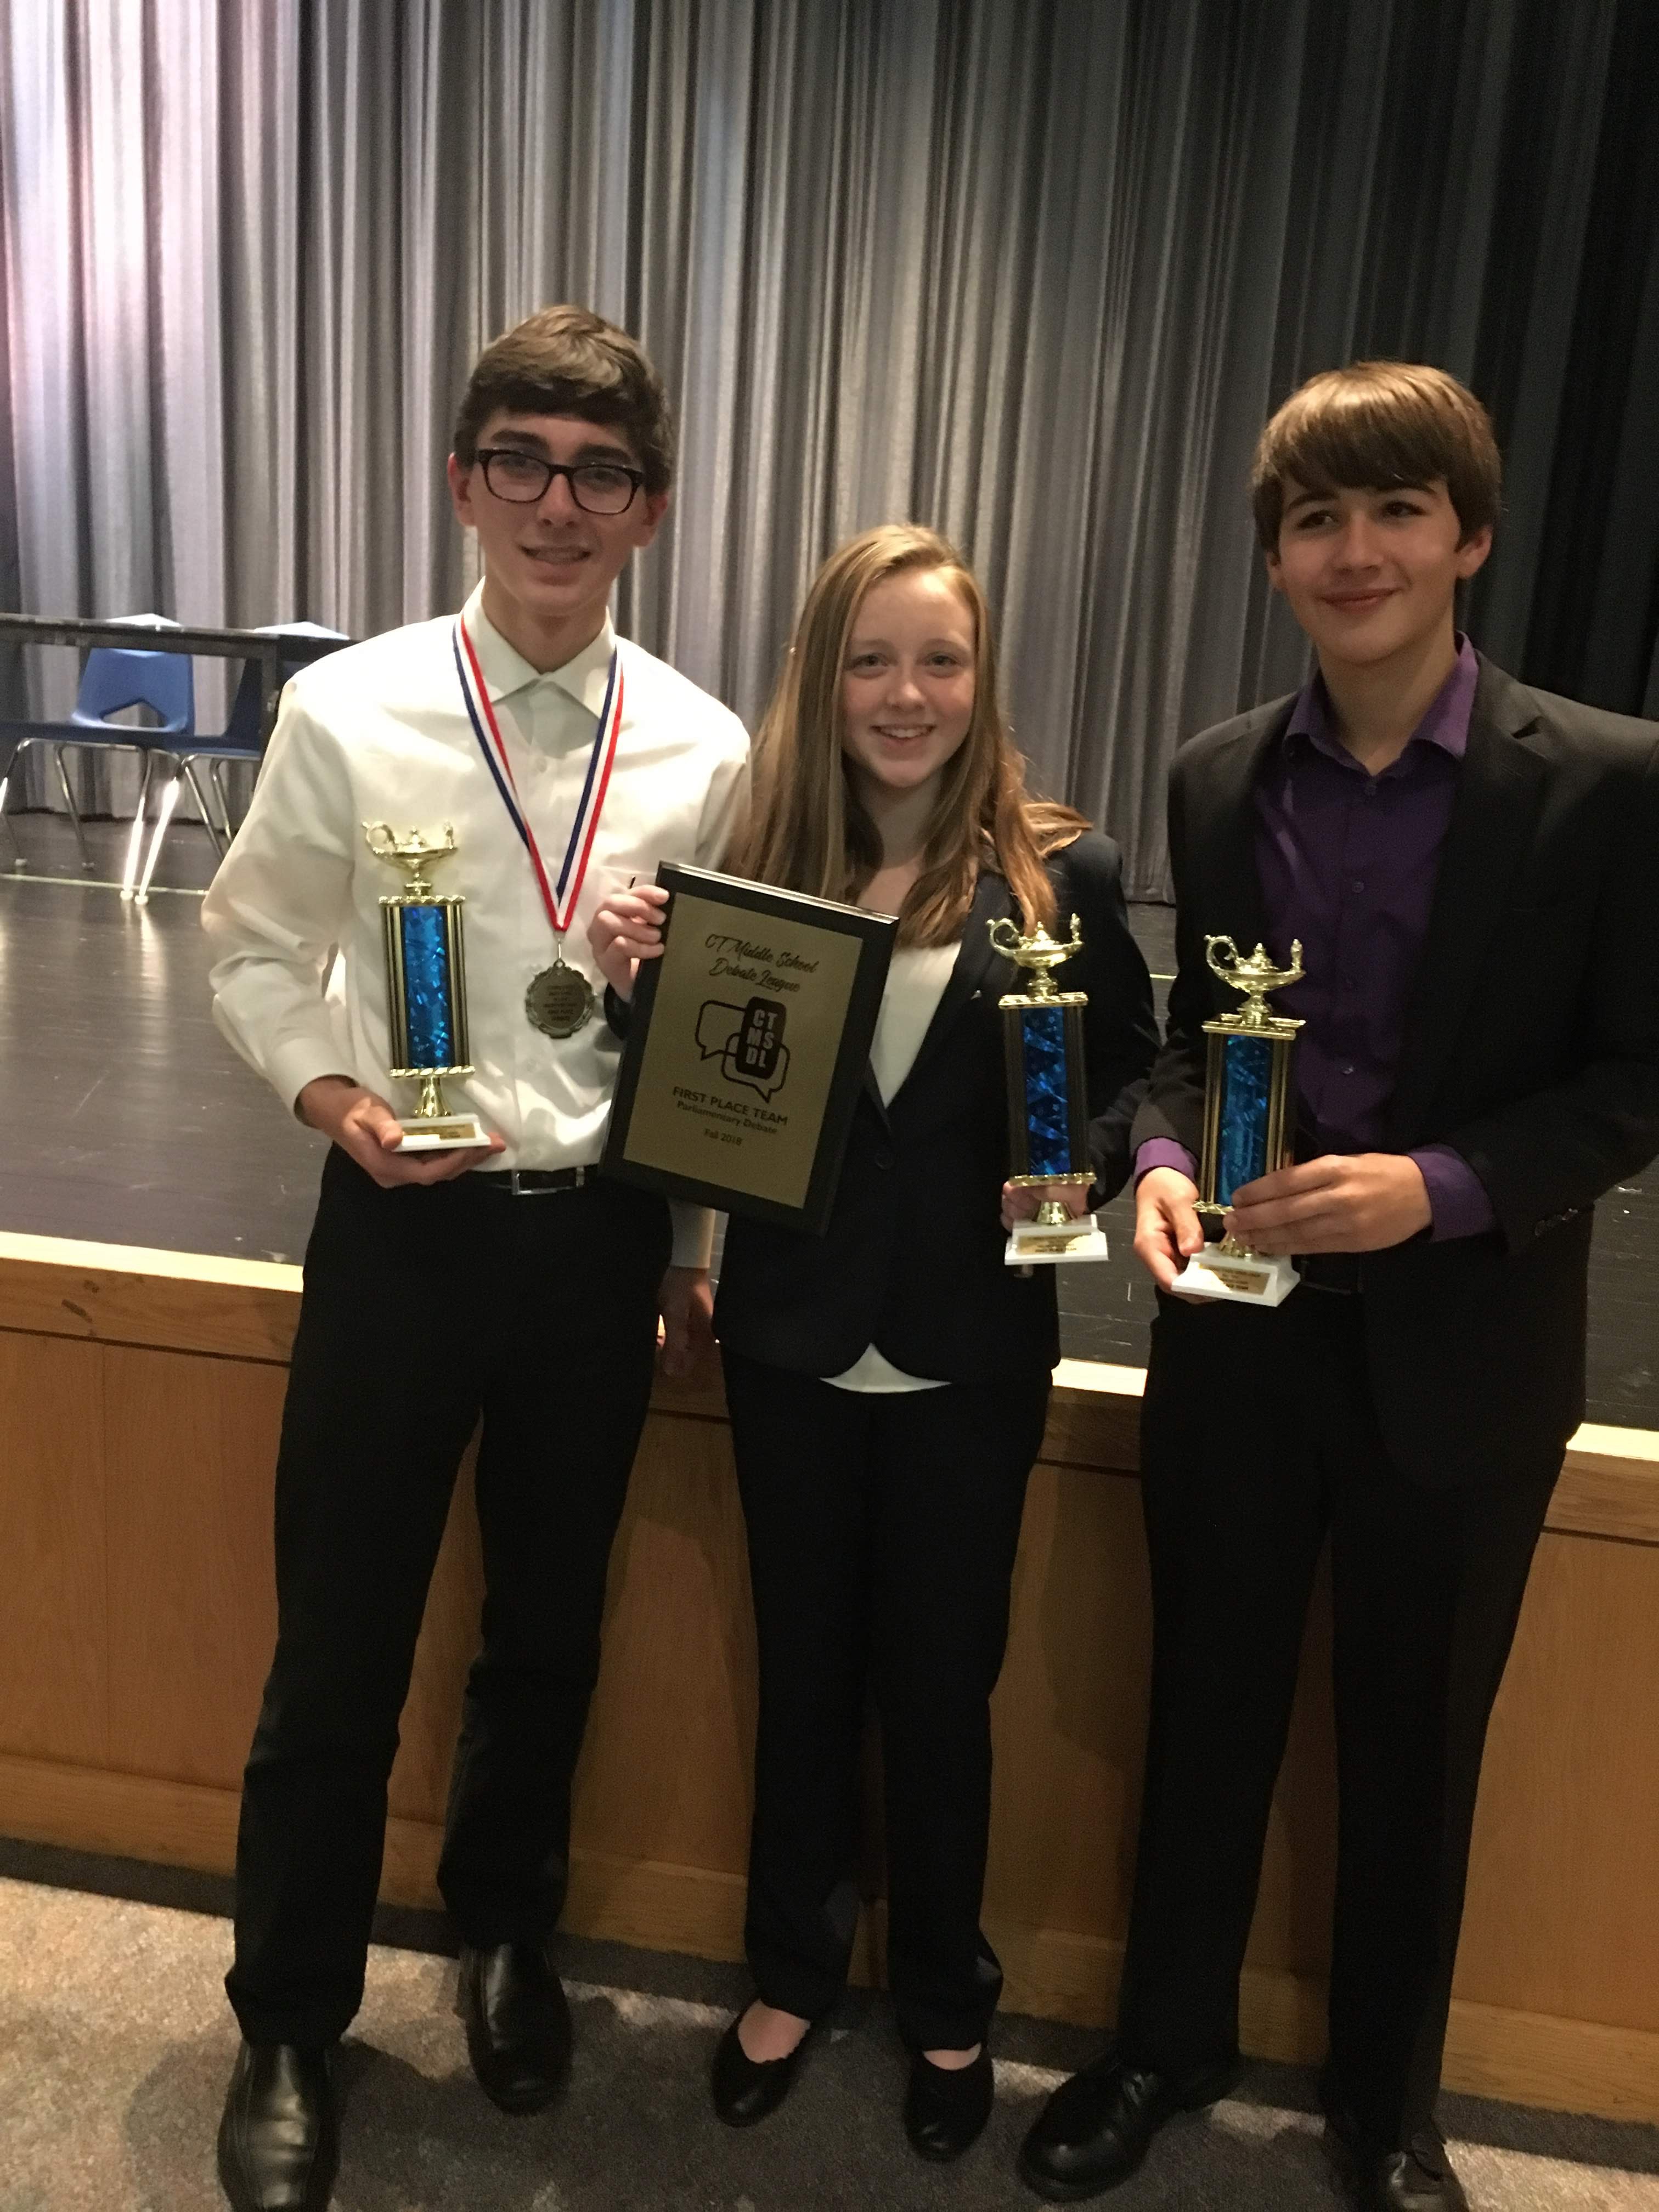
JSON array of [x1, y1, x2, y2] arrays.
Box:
[[1384, 661, 1547, 1143], [887, 870, 1011, 1103], [860, 1053, 889, 1125]]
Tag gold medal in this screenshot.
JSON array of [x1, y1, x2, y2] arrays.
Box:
[[526, 955, 596, 1039]]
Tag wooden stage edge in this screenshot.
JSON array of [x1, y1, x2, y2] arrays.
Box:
[[3, 1227, 1654, 1541], [3, 1228, 1658, 2123]]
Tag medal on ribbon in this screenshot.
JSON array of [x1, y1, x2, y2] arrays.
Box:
[[454, 617, 623, 1039]]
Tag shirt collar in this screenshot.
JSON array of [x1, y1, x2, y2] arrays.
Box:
[[460, 578, 618, 721], [1285, 634, 1480, 769]]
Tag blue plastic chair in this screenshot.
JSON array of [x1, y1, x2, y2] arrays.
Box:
[[142, 624, 346, 883], [0, 642, 194, 896], [168, 657, 268, 858]]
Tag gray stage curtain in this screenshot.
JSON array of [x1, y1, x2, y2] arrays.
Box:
[[2, 0, 1654, 891]]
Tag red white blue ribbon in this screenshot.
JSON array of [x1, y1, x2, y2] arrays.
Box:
[[453, 616, 623, 933]]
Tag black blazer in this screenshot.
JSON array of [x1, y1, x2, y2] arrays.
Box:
[[714, 832, 1159, 1383], [1132, 656, 1659, 1487]]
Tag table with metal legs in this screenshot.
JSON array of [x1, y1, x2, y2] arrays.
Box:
[[0, 612, 347, 898]]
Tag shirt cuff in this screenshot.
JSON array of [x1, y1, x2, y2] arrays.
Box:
[[1410, 1144, 1497, 1242], [1135, 1138, 1200, 1187], [265, 1035, 362, 1120], [668, 1202, 715, 1270]]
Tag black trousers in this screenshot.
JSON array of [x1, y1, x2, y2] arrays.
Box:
[[225, 1149, 671, 2047], [1116, 1288, 1561, 2148], [720, 1348, 1051, 2052]]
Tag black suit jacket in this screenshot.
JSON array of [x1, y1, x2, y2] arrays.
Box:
[[714, 832, 1159, 1382], [1132, 656, 1659, 1486]]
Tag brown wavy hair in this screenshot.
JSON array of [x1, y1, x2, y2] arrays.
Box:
[[727, 525, 1088, 946]]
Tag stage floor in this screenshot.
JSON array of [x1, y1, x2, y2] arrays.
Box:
[[3, 814, 1655, 1426]]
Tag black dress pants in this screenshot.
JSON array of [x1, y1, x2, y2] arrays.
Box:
[[720, 1348, 1051, 2052], [225, 1149, 671, 2047], [1116, 1287, 1561, 2148]]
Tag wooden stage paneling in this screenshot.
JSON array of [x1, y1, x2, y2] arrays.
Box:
[[2, 1229, 1657, 2123]]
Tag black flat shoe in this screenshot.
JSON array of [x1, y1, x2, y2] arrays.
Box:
[[456, 1941, 572, 2113], [904, 2046, 994, 2162], [710, 2008, 815, 2127], [216, 2040, 338, 2212], [1017, 2046, 1240, 2201], [1324, 2110, 1471, 2212]]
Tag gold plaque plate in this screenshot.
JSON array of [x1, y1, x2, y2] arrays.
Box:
[[601, 865, 898, 1233]]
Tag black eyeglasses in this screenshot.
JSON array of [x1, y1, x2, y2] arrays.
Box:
[[475, 448, 646, 515]]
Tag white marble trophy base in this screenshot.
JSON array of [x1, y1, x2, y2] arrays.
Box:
[[1004, 1218, 1110, 1267], [394, 1115, 493, 1152], [1170, 1247, 1299, 1305]]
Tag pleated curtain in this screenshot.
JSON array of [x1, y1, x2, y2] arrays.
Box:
[[2, 0, 1654, 893]]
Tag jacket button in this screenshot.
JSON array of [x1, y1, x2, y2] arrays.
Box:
[[874, 1148, 895, 1170]]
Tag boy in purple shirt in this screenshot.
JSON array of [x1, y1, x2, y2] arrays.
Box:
[[1020, 364, 1659, 2210]]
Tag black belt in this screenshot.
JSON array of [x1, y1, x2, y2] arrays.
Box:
[[1296, 1252, 1363, 1295], [475, 1165, 595, 1197]]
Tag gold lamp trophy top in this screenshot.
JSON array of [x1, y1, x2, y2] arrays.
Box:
[[1204, 934, 1305, 1033], [989, 912, 1085, 1002], [363, 821, 458, 898]]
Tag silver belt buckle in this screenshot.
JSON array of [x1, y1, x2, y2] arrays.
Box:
[[507, 1165, 588, 1197]]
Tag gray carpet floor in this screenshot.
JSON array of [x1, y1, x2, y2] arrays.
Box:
[[1, 1847, 1656, 2211]]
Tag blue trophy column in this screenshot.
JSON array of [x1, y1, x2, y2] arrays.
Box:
[[1215, 1033, 1273, 1205], [399, 905, 456, 1067], [1020, 1006, 1075, 1176]]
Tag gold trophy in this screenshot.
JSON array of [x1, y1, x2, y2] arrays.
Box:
[[363, 823, 491, 1149], [1170, 934, 1304, 1304], [989, 913, 1109, 1266]]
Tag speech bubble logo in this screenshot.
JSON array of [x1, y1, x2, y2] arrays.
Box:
[[695, 996, 792, 1103]]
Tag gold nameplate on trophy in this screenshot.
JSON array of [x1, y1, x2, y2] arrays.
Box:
[[602, 865, 895, 1234]]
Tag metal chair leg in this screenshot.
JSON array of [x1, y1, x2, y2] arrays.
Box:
[[180, 760, 228, 857], [2, 735, 50, 870], [120, 752, 155, 902], [0, 759, 19, 866], [52, 744, 93, 869], [135, 766, 184, 904], [210, 758, 238, 843]]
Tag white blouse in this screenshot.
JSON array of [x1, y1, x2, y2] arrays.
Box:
[[825, 939, 961, 1394]]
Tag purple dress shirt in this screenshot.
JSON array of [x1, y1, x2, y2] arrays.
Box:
[[1138, 638, 1496, 1242]]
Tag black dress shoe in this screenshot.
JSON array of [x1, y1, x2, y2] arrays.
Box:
[[710, 2008, 815, 2127], [904, 2046, 995, 2162], [1017, 2046, 1241, 2200], [216, 2040, 338, 2212], [456, 1941, 572, 2113], [1325, 2112, 1471, 2212]]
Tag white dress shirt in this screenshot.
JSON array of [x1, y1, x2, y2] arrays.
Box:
[[202, 581, 749, 1266], [824, 939, 960, 1393]]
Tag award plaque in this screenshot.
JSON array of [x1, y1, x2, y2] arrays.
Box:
[[1170, 934, 1304, 1304], [363, 822, 492, 1150], [990, 913, 1109, 1266], [602, 864, 895, 1233]]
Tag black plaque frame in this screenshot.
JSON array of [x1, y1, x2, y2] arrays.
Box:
[[602, 863, 896, 1234]]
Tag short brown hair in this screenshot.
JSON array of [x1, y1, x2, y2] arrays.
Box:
[[452, 306, 674, 495], [726, 524, 1087, 947], [1250, 362, 1501, 551]]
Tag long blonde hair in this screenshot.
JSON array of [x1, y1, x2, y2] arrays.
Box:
[[727, 525, 1087, 945]]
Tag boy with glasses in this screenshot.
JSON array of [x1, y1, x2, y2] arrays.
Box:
[[1019, 362, 1659, 2210], [204, 306, 747, 2212]]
